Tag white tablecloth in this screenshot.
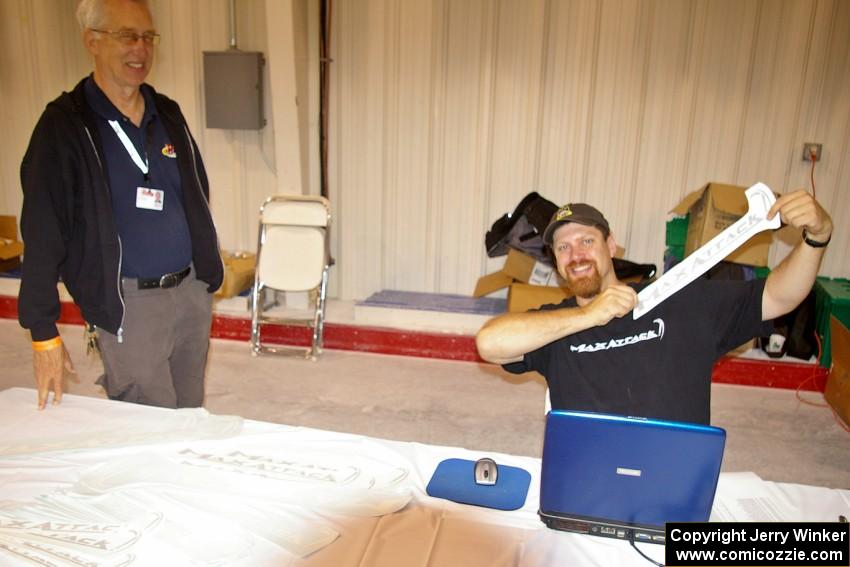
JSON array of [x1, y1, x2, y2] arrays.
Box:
[[0, 388, 847, 566]]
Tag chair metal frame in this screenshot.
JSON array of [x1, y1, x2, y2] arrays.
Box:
[[250, 195, 333, 360]]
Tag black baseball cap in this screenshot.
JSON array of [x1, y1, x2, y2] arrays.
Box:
[[542, 203, 610, 245]]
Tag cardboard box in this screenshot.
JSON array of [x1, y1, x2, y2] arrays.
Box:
[[507, 282, 571, 312], [473, 248, 557, 287], [473, 249, 572, 312], [0, 216, 24, 272], [473, 247, 637, 313], [815, 277, 850, 368], [504, 273, 648, 313], [216, 251, 256, 298], [825, 316, 850, 427], [670, 182, 771, 266], [473, 248, 560, 297]]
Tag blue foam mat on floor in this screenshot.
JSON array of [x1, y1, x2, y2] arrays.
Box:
[[358, 290, 506, 315]]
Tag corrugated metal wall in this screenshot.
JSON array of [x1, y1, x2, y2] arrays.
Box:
[[329, 0, 850, 300], [2, 0, 847, 304]]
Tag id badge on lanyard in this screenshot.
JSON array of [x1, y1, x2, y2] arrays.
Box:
[[108, 119, 164, 211]]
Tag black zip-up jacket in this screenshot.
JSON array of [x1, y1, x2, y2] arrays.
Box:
[[19, 77, 223, 341]]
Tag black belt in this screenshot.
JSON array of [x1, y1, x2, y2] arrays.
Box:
[[136, 266, 191, 290]]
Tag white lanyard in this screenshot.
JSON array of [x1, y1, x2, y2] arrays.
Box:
[[108, 119, 149, 177]]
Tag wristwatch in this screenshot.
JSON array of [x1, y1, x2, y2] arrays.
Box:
[[802, 228, 831, 248]]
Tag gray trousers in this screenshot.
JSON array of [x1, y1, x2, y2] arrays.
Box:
[[96, 268, 213, 408]]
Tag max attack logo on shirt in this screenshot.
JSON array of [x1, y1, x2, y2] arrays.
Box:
[[161, 143, 177, 158], [570, 318, 665, 353]]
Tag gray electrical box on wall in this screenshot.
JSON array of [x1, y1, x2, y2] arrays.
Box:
[[203, 51, 265, 129]]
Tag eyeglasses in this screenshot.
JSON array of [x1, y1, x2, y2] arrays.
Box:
[[90, 28, 161, 45]]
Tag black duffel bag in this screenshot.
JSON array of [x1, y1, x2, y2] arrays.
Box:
[[485, 192, 558, 263]]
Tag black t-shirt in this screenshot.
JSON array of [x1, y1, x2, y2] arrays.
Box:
[[503, 278, 773, 424]]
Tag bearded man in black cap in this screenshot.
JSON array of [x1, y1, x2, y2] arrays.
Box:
[[476, 191, 832, 424]]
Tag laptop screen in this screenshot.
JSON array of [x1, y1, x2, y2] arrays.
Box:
[[539, 410, 725, 535]]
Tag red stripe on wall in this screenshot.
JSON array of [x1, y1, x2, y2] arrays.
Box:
[[711, 356, 827, 392], [1, 294, 828, 390], [212, 315, 482, 362]]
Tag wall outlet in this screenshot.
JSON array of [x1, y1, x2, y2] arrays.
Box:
[[803, 143, 822, 162]]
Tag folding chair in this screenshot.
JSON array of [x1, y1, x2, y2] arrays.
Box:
[[250, 195, 333, 359]]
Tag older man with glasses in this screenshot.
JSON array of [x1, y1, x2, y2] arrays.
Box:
[[18, 0, 223, 410]]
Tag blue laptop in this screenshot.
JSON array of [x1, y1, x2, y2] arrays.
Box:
[[539, 410, 726, 544]]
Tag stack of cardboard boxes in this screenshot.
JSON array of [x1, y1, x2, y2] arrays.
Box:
[[215, 251, 256, 298], [472, 243, 633, 312], [826, 316, 850, 427], [0, 216, 23, 273], [814, 277, 850, 368], [815, 278, 850, 427], [666, 182, 772, 269], [472, 248, 569, 313]]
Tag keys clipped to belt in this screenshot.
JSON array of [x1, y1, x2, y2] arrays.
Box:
[[84, 323, 101, 358]]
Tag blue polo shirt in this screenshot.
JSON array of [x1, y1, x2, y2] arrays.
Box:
[[84, 76, 192, 279]]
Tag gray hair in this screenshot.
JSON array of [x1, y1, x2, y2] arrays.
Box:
[[76, 0, 152, 30]]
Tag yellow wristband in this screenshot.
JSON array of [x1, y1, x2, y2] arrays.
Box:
[[32, 337, 62, 352]]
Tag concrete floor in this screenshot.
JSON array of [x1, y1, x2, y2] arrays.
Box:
[[2, 319, 848, 489]]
